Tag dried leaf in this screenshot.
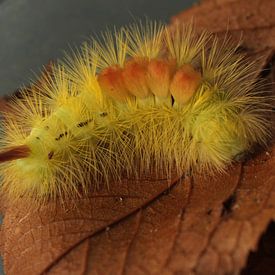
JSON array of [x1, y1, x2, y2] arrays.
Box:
[[172, 0, 275, 51], [0, 142, 274, 274], [0, 174, 182, 274]]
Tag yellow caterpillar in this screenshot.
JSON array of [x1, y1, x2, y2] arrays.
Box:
[[0, 21, 271, 201]]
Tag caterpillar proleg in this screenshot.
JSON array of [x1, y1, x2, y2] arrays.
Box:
[[0, 21, 271, 201]]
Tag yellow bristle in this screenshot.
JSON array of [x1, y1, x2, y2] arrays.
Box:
[[63, 43, 103, 106], [165, 22, 209, 66], [126, 20, 164, 59], [93, 28, 128, 69]]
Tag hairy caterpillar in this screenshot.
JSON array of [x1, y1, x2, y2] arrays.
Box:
[[0, 21, 271, 202]]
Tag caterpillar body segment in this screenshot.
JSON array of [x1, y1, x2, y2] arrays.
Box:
[[0, 21, 271, 201]]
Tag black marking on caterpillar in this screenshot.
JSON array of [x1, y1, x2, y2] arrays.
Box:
[[55, 131, 68, 141], [77, 119, 93, 128]]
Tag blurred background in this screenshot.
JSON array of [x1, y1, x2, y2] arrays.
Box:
[[0, 0, 196, 97], [0, 0, 196, 274]]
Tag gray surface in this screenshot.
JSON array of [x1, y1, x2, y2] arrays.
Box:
[[0, 1, 196, 274], [0, 0, 195, 96]]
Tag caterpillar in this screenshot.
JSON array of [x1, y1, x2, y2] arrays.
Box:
[[0, 21, 271, 202]]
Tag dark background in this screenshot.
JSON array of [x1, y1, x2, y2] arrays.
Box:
[[0, 0, 196, 274]]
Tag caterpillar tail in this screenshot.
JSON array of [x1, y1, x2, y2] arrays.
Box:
[[0, 21, 271, 201]]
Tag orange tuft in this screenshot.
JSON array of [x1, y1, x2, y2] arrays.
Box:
[[97, 65, 131, 101], [147, 58, 176, 98], [122, 58, 150, 98], [0, 145, 30, 163], [170, 64, 201, 104]]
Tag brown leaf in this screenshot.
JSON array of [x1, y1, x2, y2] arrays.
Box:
[[173, 0, 275, 32], [0, 144, 274, 275], [1, 1, 275, 274], [0, 173, 182, 274], [172, 0, 275, 51]]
